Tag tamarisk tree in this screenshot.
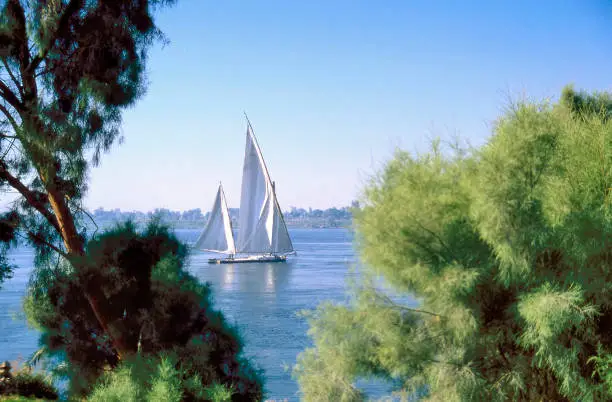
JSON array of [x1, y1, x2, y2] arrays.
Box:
[[0, 0, 174, 356], [294, 87, 612, 401]]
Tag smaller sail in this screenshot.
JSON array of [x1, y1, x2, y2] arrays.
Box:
[[195, 183, 236, 254], [270, 188, 294, 254]]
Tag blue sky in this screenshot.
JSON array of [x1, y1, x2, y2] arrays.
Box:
[[85, 0, 612, 211]]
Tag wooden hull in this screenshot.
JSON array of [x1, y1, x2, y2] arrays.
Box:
[[208, 255, 287, 264]]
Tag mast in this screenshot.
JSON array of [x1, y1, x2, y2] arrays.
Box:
[[244, 112, 275, 185], [219, 182, 236, 255]]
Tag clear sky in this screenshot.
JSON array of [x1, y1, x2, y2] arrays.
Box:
[[84, 0, 612, 212]]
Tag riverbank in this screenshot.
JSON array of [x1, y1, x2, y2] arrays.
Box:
[[92, 218, 353, 231]]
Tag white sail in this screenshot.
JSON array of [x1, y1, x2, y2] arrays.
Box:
[[269, 185, 294, 253], [195, 183, 236, 254], [236, 124, 293, 254]]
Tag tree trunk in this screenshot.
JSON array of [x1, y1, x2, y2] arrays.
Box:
[[46, 187, 131, 360], [46, 188, 84, 254], [16, 30, 131, 361]]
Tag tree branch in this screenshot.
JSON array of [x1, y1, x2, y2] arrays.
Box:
[[375, 292, 444, 318], [0, 161, 61, 234], [71, 200, 98, 237], [497, 344, 511, 367], [410, 236, 452, 266], [0, 79, 23, 112], [28, 0, 84, 74], [17, 231, 68, 259], [409, 213, 460, 264], [0, 57, 23, 98], [0, 103, 21, 135], [34, 46, 79, 78], [1, 137, 17, 160], [3, 212, 67, 259], [425, 357, 464, 367]]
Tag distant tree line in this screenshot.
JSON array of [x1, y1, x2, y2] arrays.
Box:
[[91, 208, 205, 223], [89, 202, 358, 228], [285, 202, 358, 220]]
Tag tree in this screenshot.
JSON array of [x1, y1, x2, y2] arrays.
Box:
[[24, 221, 264, 400], [293, 87, 612, 401], [0, 0, 174, 356]]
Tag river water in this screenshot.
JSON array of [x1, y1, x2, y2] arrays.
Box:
[[0, 228, 400, 401]]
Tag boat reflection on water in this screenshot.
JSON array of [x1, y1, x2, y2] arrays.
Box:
[[223, 264, 234, 289], [194, 256, 294, 295], [264, 265, 274, 292]]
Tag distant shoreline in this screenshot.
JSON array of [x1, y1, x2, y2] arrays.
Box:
[[88, 205, 357, 231], [92, 219, 353, 231]]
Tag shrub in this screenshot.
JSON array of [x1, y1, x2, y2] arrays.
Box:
[[24, 221, 264, 400]]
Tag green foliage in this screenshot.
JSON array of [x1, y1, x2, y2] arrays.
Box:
[[0, 0, 175, 327], [86, 354, 238, 402], [0, 211, 21, 287], [294, 87, 612, 401], [561, 85, 612, 121], [86, 354, 176, 402], [0, 364, 58, 400], [24, 221, 264, 401], [86, 364, 142, 402], [589, 349, 612, 395], [0, 0, 172, 239], [203, 382, 236, 402], [148, 355, 182, 402]]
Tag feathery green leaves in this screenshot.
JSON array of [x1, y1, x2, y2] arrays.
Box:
[[295, 87, 612, 401]]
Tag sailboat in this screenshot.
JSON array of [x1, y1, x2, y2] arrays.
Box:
[[195, 117, 295, 264]]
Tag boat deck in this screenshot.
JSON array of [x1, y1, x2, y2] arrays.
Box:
[[208, 255, 287, 264]]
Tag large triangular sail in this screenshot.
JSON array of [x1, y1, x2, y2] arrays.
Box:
[[236, 123, 294, 254], [195, 183, 236, 254]]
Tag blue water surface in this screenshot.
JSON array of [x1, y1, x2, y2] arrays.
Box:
[[0, 228, 403, 401]]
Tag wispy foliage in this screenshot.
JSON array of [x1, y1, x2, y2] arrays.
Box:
[[86, 353, 238, 402], [294, 87, 612, 401], [0, 0, 176, 357], [24, 221, 264, 400]]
